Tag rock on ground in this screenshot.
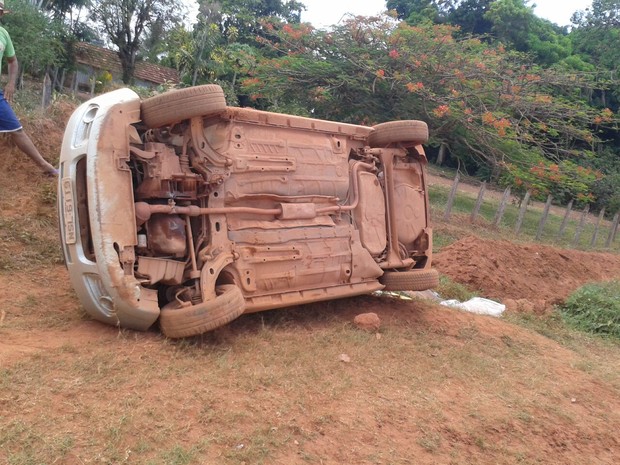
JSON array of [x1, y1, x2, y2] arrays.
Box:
[[354, 312, 381, 331]]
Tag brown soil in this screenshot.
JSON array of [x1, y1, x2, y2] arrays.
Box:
[[434, 235, 620, 306], [1, 99, 619, 464]]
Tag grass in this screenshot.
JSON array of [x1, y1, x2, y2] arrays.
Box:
[[3, 303, 620, 464], [435, 274, 478, 301], [560, 280, 620, 338], [0, 215, 63, 271], [427, 171, 620, 253]]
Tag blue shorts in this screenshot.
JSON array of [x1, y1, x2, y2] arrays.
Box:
[[0, 91, 22, 132]]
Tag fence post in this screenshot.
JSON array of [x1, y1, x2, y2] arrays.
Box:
[[494, 187, 511, 227], [605, 212, 620, 248], [444, 172, 460, 221], [470, 181, 486, 222], [514, 190, 531, 234], [590, 207, 606, 248], [573, 204, 590, 247], [557, 199, 574, 239], [535, 194, 553, 241], [41, 73, 52, 108]]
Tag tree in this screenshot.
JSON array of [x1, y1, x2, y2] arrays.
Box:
[[448, 0, 494, 35], [159, 0, 304, 102], [41, 0, 90, 20], [90, 0, 183, 84], [485, 0, 571, 66], [242, 16, 616, 200], [386, 0, 440, 23], [571, 0, 620, 73], [2, 0, 64, 79], [573, 0, 620, 28], [387, 0, 494, 32], [199, 0, 304, 44]]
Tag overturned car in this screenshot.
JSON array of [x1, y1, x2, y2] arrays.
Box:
[[58, 85, 437, 338]]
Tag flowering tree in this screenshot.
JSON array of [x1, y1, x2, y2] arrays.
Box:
[[242, 16, 617, 201]]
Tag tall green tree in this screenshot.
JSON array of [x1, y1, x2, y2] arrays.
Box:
[[571, 0, 620, 74], [90, 0, 183, 84], [40, 0, 90, 20], [387, 0, 493, 33], [449, 0, 494, 35], [199, 0, 304, 44], [386, 0, 440, 23], [2, 1, 64, 79], [162, 0, 304, 103], [485, 0, 571, 66]]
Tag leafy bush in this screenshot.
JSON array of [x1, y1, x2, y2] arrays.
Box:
[[2, 1, 64, 77], [560, 281, 620, 338], [591, 172, 620, 216]]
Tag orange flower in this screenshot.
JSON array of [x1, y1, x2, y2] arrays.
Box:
[[433, 105, 451, 118], [600, 108, 614, 122], [482, 112, 495, 124], [242, 77, 261, 86], [492, 118, 511, 137], [406, 82, 424, 92], [535, 95, 552, 104]]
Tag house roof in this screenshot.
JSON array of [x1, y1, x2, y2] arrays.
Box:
[[74, 42, 180, 85]]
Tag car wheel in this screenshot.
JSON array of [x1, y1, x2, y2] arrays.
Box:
[[368, 120, 429, 147], [140, 84, 227, 128], [159, 284, 245, 338], [380, 268, 439, 291]]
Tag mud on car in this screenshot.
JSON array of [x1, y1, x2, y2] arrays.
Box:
[[58, 85, 437, 338]]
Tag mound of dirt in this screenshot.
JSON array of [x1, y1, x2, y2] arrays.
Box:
[[433, 236, 620, 305]]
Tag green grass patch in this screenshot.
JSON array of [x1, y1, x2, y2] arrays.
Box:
[[559, 281, 620, 338], [435, 274, 477, 301]]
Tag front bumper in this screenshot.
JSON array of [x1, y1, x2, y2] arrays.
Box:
[[58, 89, 160, 330]]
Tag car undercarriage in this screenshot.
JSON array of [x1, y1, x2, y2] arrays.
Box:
[[59, 85, 437, 337]]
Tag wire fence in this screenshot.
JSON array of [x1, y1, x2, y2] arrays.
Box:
[[438, 173, 619, 250]]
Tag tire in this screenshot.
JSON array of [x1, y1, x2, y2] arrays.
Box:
[[368, 120, 429, 147], [159, 284, 245, 338], [380, 268, 439, 291], [141, 84, 227, 128]]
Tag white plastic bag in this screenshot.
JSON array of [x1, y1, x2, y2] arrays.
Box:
[[440, 297, 505, 317]]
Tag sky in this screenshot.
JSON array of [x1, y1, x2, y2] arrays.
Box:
[[299, 0, 593, 30]]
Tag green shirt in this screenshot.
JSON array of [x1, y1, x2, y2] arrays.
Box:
[[0, 26, 15, 65]]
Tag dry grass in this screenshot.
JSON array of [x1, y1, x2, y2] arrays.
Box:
[[2, 293, 620, 464]]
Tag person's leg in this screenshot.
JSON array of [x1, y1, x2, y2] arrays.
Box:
[[10, 129, 57, 175], [0, 91, 57, 176]]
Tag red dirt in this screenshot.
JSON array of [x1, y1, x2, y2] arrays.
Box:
[[434, 235, 620, 305]]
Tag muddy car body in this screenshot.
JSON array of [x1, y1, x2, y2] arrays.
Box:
[[58, 85, 437, 337]]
